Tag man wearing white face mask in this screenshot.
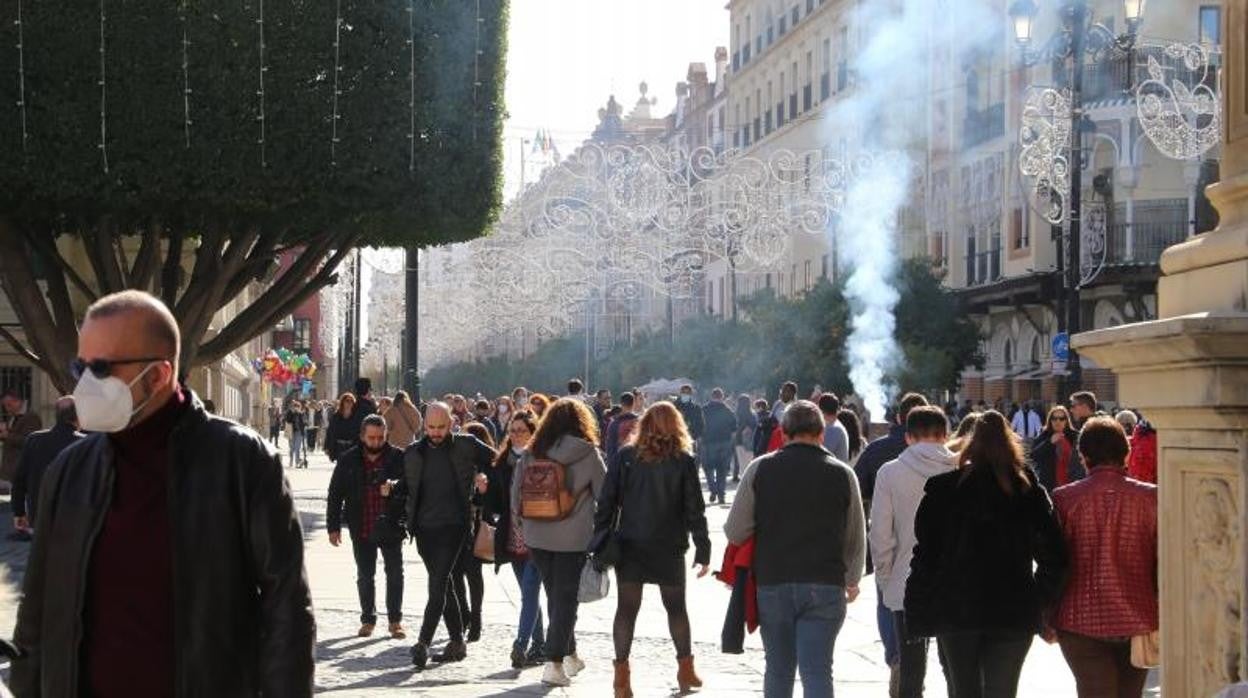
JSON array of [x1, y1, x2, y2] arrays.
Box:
[[11, 290, 315, 698]]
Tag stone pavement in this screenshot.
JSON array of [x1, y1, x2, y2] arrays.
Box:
[[0, 441, 1161, 696]]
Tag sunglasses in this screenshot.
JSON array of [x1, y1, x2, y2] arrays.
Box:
[[70, 356, 167, 381]]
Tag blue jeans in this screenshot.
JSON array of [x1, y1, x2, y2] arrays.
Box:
[[288, 429, 305, 464], [878, 592, 899, 666], [756, 583, 848, 698], [702, 441, 733, 499], [511, 559, 546, 651]]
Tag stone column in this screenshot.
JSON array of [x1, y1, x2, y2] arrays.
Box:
[[1072, 2, 1248, 695]]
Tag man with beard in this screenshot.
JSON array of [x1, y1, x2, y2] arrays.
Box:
[[328, 414, 408, 639], [404, 402, 494, 670]]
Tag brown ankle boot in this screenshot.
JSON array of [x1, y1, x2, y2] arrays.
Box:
[[677, 655, 702, 693], [613, 659, 633, 698]]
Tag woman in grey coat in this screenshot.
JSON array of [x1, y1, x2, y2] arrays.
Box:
[[510, 398, 606, 688]]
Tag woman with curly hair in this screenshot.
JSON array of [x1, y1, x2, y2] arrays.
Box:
[[528, 393, 551, 419], [510, 398, 606, 687], [595, 401, 710, 697]]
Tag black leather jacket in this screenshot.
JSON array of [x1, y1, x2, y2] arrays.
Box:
[[593, 446, 711, 565], [11, 394, 315, 698]]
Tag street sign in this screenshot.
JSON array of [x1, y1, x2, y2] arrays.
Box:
[[1052, 360, 1069, 376], [1052, 332, 1070, 362]]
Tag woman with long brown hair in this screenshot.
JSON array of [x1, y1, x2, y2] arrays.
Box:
[[510, 398, 606, 687], [595, 401, 710, 697], [484, 410, 547, 668], [905, 410, 1068, 698], [324, 392, 357, 462]]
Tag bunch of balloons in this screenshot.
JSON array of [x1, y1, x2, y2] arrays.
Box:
[[252, 348, 317, 386]]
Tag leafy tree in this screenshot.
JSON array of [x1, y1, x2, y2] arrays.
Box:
[[0, 0, 508, 391]]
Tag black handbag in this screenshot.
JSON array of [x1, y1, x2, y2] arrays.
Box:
[[590, 452, 630, 570]]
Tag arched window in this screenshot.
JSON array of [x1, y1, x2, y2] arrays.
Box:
[[1003, 339, 1013, 371]]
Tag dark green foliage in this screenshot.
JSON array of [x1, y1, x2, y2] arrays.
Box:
[[423, 260, 984, 399], [0, 0, 506, 242], [0, 0, 508, 392]]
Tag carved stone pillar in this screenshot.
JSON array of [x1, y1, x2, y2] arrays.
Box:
[[1072, 2, 1248, 695]]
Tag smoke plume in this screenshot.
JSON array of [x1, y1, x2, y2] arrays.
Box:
[[826, 0, 997, 419]]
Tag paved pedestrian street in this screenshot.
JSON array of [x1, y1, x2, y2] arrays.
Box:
[[0, 445, 1155, 696]]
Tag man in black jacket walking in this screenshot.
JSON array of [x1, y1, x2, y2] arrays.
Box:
[[12, 396, 83, 535], [12, 290, 314, 698], [328, 414, 408, 640], [405, 402, 494, 670], [701, 388, 738, 505]]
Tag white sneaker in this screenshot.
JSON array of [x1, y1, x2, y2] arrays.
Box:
[[564, 654, 585, 677], [542, 662, 571, 687]]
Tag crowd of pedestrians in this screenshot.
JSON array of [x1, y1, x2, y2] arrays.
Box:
[[0, 290, 1165, 698]]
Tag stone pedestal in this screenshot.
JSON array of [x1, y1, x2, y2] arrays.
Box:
[[1072, 1, 1248, 694]]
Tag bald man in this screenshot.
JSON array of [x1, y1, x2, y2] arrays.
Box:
[[12, 290, 315, 698], [404, 401, 494, 670]]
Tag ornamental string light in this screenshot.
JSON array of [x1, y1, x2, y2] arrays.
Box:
[[180, 0, 191, 148], [1136, 42, 1221, 161], [415, 142, 895, 372], [15, 0, 27, 153], [330, 0, 343, 166], [256, 0, 267, 168], [406, 0, 415, 173], [98, 0, 109, 173]]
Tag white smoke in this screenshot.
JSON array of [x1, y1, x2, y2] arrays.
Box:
[[825, 0, 997, 420]]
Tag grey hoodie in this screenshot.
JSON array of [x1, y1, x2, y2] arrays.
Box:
[[510, 434, 606, 553], [868, 441, 957, 611]]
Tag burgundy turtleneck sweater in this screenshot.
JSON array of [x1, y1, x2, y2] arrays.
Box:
[[85, 388, 189, 697]]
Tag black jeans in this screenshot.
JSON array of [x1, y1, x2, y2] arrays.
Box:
[[893, 611, 950, 697], [444, 534, 484, 632], [530, 548, 583, 662], [937, 630, 1032, 698], [415, 525, 469, 645], [352, 537, 404, 625]]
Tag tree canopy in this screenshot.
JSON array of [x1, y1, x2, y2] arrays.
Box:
[[0, 0, 508, 391], [422, 258, 985, 401]]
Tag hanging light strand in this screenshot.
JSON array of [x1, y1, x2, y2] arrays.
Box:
[[180, 0, 191, 148], [406, 0, 415, 174], [472, 0, 482, 143], [15, 0, 28, 153], [256, 0, 267, 167], [98, 0, 109, 172], [331, 0, 342, 166]]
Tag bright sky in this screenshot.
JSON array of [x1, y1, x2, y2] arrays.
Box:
[[502, 0, 730, 201]]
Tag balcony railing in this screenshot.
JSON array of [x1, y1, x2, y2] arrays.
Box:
[[1107, 220, 1189, 265], [1080, 45, 1219, 103], [963, 102, 1005, 149]]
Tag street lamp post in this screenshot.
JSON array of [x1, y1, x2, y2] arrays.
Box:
[[1009, 0, 1145, 397]]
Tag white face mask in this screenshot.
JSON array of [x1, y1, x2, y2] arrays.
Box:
[[73, 362, 160, 433]]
